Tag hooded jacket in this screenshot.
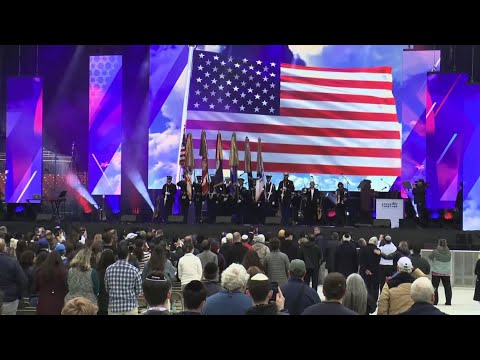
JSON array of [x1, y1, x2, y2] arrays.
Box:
[[253, 242, 270, 265], [428, 247, 452, 275], [377, 272, 415, 315]]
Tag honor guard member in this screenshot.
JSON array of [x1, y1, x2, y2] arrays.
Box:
[[207, 174, 218, 224], [278, 173, 295, 225], [335, 182, 347, 226], [263, 175, 277, 218], [236, 178, 250, 224], [162, 176, 177, 222], [176, 175, 190, 224], [222, 177, 234, 216], [193, 175, 204, 224]]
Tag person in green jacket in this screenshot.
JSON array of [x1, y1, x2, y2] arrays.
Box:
[[428, 239, 452, 305]]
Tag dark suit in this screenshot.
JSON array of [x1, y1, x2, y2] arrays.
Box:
[[162, 182, 177, 222], [193, 182, 203, 223], [304, 188, 320, 225], [177, 180, 190, 223], [278, 179, 294, 225]]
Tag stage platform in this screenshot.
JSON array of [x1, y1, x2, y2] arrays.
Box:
[[2, 220, 479, 250]]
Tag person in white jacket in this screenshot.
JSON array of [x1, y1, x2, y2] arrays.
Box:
[[178, 242, 203, 290]]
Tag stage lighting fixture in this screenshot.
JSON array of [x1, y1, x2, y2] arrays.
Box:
[[328, 210, 336, 218], [443, 211, 454, 221], [430, 211, 440, 220]]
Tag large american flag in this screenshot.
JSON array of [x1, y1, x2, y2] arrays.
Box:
[[186, 50, 401, 176], [179, 126, 186, 167]]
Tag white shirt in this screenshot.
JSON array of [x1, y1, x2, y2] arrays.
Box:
[[310, 188, 314, 200], [378, 242, 397, 266], [178, 253, 203, 286]]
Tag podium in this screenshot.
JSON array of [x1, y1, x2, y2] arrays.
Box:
[[375, 199, 404, 228]]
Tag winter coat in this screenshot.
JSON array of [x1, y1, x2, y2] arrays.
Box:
[[377, 272, 415, 315], [298, 241, 322, 269], [474, 259, 480, 302], [428, 247, 452, 275], [334, 241, 359, 278], [409, 254, 430, 275], [253, 242, 270, 266]]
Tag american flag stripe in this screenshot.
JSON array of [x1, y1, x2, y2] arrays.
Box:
[[189, 130, 401, 151], [193, 139, 402, 158], [187, 112, 400, 131], [187, 120, 400, 139], [186, 50, 400, 176], [193, 160, 401, 176]]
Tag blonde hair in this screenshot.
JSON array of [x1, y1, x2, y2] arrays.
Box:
[[61, 297, 98, 315], [69, 248, 92, 271], [93, 233, 103, 245], [0, 238, 5, 252]]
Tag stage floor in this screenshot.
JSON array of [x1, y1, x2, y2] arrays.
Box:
[[2, 220, 478, 250]]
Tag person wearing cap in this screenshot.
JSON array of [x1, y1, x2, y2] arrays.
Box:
[[399, 277, 446, 315], [253, 234, 270, 266], [377, 234, 397, 293], [176, 174, 191, 224], [193, 175, 204, 224], [280, 259, 321, 315], [334, 233, 358, 279], [235, 178, 250, 224], [206, 175, 218, 224], [245, 273, 287, 315], [37, 238, 51, 254], [302, 272, 357, 315], [55, 243, 68, 265], [278, 173, 295, 226], [142, 271, 172, 315], [162, 176, 178, 223], [241, 234, 253, 251], [377, 256, 418, 315]]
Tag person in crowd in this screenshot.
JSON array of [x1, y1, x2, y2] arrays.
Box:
[[178, 242, 202, 289], [65, 248, 99, 307], [428, 239, 452, 305], [55, 243, 68, 265], [245, 273, 287, 315], [61, 297, 99, 315], [210, 241, 226, 276], [132, 238, 149, 274], [202, 262, 222, 297], [142, 245, 176, 285], [102, 231, 117, 255], [252, 234, 270, 266], [264, 237, 290, 287], [34, 252, 68, 315], [400, 277, 447, 315], [91, 234, 103, 268], [220, 232, 233, 261], [37, 238, 50, 254], [378, 234, 397, 293], [201, 263, 252, 315], [378, 240, 410, 268], [19, 250, 35, 300], [298, 234, 322, 290], [142, 271, 171, 315], [409, 244, 430, 275], [302, 273, 357, 315], [474, 254, 480, 304], [0, 238, 27, 315], [325, 232, 340, 276], [377, 257, 417, 315], [96, 250, 116, 315], [104, 240, 142, 315], [242, 250, 264, 273], [178, 280, 207, 315], [334, 233, 358, 278], [226, 232, 248, 266], [280, 259, 321, 315], [343, 273, 377, 315], [8, 238, 18, 258], [280, 230, 298, 262], [360, 237, 381, 301], [15, 239, 28, 262], [197, 239, 218, 272], [241, 234, 253, 250]]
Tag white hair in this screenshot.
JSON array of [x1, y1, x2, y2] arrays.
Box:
[[221, 263, 250, 291], [410, 277, 435, 304], [343, 273, 367, 315], [368, 236, 378, 245]]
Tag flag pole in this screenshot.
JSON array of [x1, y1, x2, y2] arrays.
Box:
[[176, 45, 196, 184]]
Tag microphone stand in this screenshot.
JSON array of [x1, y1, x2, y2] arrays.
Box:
[[380, 178, 392, 192], [341, 174, 350, 192]]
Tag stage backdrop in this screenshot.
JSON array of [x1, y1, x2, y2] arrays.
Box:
[[148, 45, 408, 192], [6, 77, 43, 203], [88, 55, 122, 196]]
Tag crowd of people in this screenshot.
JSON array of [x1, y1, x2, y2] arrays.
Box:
[[0, 223, 479, 315]]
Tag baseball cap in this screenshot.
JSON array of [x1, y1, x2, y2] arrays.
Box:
[[397, 257, 413, 273], [289, 259, 306, 277], [38, 238, 49, 249], [55, 243, 66, 254]]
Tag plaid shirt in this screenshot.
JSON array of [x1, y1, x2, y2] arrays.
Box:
[[105, 259, 142, 313]]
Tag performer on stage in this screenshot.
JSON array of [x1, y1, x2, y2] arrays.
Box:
[[305, 181, 320, 225], [207, 175, 218, 224], [162, 176, 177, 223], [335, 182, 347, 226], [257, 175, 276, 224], [193, 175, 204, 224], [359, 179, 375, 224], [413, 179, 428, 225], [177, 175, 190, 224], [236, 178, 250, 224], [278, 173, 295, 226]]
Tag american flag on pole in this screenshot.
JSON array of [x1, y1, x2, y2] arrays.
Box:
[[179, 125, 187, 168], [187, 50, 401, 176]]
